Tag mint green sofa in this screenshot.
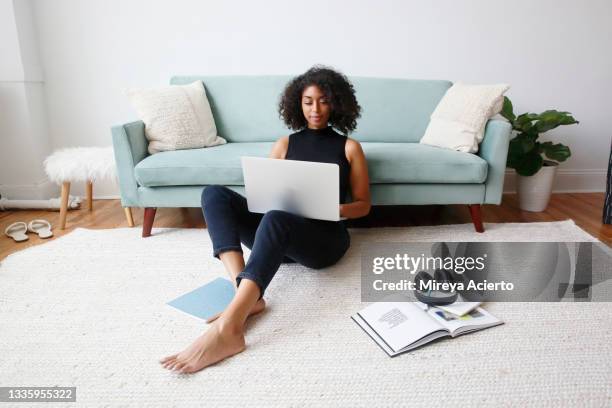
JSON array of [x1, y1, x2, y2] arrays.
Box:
[[111, 76, 511, 237]]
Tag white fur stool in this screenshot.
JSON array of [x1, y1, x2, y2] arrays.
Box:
[[44, 147, 133, 229]]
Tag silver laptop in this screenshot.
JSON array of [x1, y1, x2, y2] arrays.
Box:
[[241, 156, 346, 222]]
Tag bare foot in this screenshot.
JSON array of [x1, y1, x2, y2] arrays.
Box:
[[205, 298, 266, 324], [159, 321, 245, 374]]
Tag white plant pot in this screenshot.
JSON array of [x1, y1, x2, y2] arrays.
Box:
[[517, 162, 558, 212]]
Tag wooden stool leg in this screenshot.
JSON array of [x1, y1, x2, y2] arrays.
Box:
[[59, 182, 71, 229], [142, 207, 157, 237], [124, 207, 135, 227], [468, 204, 485, 233], [86, 180, 93, 211]]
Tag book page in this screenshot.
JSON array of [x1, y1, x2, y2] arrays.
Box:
[[426, 306, 501, 335], [357, 302, 446, 353], [415, 298, 481, 317], [436, 301, 481, 317], [351, 314, 395, 356]]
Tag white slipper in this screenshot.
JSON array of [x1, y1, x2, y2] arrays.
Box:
[[5, 222, 29, 242], [27, 219, 53, 239]]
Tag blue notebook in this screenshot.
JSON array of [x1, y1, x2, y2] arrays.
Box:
[[167, 277, 235, 320]]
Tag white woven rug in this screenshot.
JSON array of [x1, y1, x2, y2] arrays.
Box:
[[1, 220, 610, 407]]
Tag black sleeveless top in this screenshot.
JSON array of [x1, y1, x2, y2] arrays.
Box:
[[285, 126, 350, 204]]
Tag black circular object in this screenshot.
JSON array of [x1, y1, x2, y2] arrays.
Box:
[[413, 270, 459, 306]]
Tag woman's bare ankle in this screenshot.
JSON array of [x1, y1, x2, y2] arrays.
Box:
[[205, 298, 266, 324], [216, 316, 245, 336]]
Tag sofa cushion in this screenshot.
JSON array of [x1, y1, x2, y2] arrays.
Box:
[[126, 80, 226, 154], [134, 142, 488, 187], [362, 143, 487, 184], [170, 76, 452, 143], [134, 142, 273, 187], [420, 82, 509, 153]]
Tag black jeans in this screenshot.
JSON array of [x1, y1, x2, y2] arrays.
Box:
[[201, 185, 351, 298]]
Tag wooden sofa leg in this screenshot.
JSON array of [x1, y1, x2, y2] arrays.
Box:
[[124, 207, 135, 227], [142, 207, 157, 237], [468, 204, 484, 233]]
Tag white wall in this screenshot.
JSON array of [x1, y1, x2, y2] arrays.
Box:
[[0, 0, 54, 200], [0, 0, 23, 80], [8, 0, 612, 197]]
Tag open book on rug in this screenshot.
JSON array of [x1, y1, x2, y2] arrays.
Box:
[[352, 302, 502, 357]]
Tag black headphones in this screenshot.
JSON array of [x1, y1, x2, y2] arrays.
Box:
[[413, 269, 459, 306]]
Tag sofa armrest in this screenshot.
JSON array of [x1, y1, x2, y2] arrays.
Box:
[[111, 120, 149, 207], [478, 119, 512, 204]]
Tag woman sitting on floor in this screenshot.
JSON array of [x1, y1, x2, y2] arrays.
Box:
[[160, 65, 371, 373]]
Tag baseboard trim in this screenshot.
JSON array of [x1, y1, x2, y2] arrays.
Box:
[[503, 169, 607, 193], [0, 180, 58, 200], [0, 184, 122, 201], [94, 195, 121, 200]]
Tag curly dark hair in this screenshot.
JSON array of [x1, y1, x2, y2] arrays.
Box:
[[279, 65, 361, 134]]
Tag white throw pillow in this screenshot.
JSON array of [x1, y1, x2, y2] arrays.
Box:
[[420, 82, 510, 153], [126, 80, 226, 154]]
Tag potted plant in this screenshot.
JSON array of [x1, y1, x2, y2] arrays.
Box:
[[500, 97, 579, 212]]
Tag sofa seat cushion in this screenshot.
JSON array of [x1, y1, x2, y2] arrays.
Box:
[[134, 142, 273, 187], [134, 142, 488, 187], [362, 143, 488, 183]]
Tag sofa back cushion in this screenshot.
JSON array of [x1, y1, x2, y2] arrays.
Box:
[[170, 76, 451, 143]]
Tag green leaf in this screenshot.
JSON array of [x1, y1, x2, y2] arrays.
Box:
[[514, 151, 544, 176], [538, 110, 559, 119], [504, 104, 578, 172], [507, 135, 537, 168], [519, 136, 535, 153], [507, 139, 523, 168], [524, 127, 539, 139], [510, 134, 536, 153], [560, 115, 579, 125], [539, 110, 574, 121], [524, 121, 537, 133], [517, 113, 539, 121], [535, 118, 560, 133], [534, 110, 579, 133], [515, 113, 539, 133], [540, 141, 571, 162], [501, 97, 515, 122]]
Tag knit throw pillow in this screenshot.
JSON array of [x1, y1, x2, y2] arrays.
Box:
[[420, 82, 510, 153], [126, 80, 226, 154]]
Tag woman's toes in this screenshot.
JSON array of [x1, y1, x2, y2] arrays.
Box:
[[173, 362, 187, 372], [159, 354, 178, 364], [167, 358, 182, 370], [161, 322, 247, 375], [180, 363, 195, 374]]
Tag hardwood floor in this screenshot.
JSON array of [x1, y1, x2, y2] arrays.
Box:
[[1, 193, 610, 260]]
